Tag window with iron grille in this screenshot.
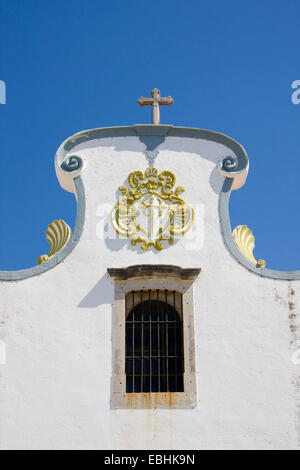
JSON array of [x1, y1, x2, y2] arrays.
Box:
[[125, 290, 184, 394]]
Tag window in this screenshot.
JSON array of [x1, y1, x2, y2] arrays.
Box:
[[125, 290, 184, 394], [108, 265, 200, 408]]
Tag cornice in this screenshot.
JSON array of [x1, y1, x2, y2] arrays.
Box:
[[107, 265, 201, 282]]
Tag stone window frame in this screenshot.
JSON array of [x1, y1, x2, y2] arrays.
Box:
[[108, 265, 201, 409]]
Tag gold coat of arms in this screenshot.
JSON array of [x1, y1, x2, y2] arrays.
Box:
[[111, 168, 194, 251]]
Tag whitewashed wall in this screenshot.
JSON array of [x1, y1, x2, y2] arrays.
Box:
[[0, 134, 299, 450]]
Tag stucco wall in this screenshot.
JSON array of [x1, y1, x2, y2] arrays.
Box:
[[0, 131, 299, 450]]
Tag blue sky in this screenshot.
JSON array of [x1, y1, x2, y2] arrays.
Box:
[[0, 0, 299, 271]]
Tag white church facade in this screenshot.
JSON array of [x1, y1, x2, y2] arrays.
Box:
[[0, 90, 299, 450]]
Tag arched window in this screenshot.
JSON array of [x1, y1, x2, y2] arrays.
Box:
[[126, 290, 184, 393]]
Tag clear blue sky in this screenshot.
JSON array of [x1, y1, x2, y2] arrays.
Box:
[[0, 0, 299, 271]]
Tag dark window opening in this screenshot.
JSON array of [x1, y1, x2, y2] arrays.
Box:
[[125, 290, 184, 393]]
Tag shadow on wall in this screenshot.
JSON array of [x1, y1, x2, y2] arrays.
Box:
[[68, 134, 165, 155], [77, 273, 114, 308], [76, 272, 117, 410]]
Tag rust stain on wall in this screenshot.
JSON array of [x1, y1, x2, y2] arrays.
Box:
[[274, 286, 298, 339], [167, 392, 175, 408], [126, 392, 177, 408], [288, 286, 297, 336], [126, 393, 138, 408]]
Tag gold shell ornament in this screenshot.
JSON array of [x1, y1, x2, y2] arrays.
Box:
[[232, 225, 266, 268], [111, 168, 195, 251], [38, 220, 72, 264]]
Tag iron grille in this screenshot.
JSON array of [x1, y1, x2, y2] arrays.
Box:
[[125, 290, 184, 393]]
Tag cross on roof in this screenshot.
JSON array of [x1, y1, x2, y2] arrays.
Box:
[[138, 88, 174, 124]]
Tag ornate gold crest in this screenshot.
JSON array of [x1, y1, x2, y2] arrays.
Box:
[[111, 168, 194, 251]]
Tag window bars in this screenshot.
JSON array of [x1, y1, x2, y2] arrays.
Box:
[[125, 290, 184, 393]]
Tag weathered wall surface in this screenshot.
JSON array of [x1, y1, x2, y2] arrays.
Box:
[[0, 131, 299, 450]]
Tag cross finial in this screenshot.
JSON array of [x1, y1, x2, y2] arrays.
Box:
[[138, 88, 174, 124]]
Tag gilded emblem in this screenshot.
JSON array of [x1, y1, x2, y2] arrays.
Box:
[[111, 168, 194, 251]]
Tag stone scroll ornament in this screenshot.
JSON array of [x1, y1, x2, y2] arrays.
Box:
[[111, 168, 195, 251]]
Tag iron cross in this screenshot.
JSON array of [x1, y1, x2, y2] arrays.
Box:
[[138, 88, 174, 124]]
